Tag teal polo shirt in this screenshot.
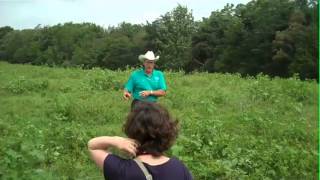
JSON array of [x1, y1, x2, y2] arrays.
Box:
[[124, 68, 167, 102]]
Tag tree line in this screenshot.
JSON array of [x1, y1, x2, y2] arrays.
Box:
[[0, 0, 318, 80]]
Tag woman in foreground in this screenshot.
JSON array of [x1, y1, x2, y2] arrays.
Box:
[[88, 102, 193, 180]]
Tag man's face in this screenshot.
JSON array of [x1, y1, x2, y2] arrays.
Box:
[[143, 60, 155, 72]]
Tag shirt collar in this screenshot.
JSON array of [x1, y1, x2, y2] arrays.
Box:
[[141, 68, 154, 77]]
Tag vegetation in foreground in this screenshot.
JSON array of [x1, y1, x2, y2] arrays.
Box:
[[0, 61, 318, 179]]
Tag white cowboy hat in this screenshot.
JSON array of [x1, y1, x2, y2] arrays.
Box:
[[138, 51, 160, 62]]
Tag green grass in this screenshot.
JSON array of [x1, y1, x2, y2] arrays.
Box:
[[0, 61, 318, 179]]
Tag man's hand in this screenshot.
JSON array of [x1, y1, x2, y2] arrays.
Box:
[[139, 90, 152, 97], [123, 91, 132, 100]]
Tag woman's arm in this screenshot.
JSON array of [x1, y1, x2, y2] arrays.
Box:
[[88, 136, 138, 169]]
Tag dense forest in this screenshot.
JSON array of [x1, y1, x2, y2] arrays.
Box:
[[0, 0, 318, 80]]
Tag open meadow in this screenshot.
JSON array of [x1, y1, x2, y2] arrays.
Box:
[[0, 61, 318, 179]]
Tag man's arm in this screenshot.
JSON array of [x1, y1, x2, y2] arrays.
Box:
[[123, 89, 132, 100], [123, 73, 134, 100], [139, 89, 166, 97], [150, 90, 166, 96]]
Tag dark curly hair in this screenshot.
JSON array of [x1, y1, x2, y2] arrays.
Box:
[[123, 102, 178, 156]]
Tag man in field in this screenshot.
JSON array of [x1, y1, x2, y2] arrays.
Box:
[[123, 51, 167, 109]]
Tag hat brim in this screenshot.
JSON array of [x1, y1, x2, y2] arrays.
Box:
[[139, 55, 159, 62]]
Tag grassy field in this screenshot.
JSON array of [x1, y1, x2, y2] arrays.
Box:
[[0, 61, 318, 179]]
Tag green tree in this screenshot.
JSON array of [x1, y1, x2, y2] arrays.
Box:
[[145, 5, 196, 70], [271, 1, 318, 79], [191, 4, 245, 73], [0, 26, 13, 40]]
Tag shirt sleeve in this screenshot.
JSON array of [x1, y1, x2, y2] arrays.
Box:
[[124, 73, 134, 92], [159, 72, 167, 91], [173, 157, 193, 180], [103, 154, 125, 179], [184, 166, 193, 180]]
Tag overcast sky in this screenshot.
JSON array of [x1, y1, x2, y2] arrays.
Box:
[[0, 0, 252, 30]]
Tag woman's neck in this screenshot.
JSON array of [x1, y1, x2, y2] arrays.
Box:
[[136, 154, 170, 166]]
